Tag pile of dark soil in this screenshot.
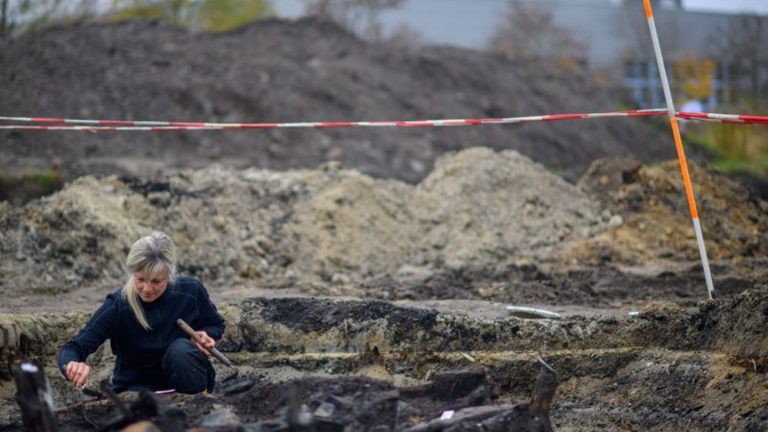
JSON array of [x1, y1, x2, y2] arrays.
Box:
[[0, 18, 678, 190]]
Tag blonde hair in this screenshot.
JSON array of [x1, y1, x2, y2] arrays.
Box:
[[121, 231, 177, 330]]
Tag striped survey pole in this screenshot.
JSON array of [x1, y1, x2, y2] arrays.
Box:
[[643, 0, 715, 299]]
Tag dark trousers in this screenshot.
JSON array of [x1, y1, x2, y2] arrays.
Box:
[[161, 338, 216, 394]]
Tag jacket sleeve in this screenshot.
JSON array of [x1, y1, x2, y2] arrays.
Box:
[[195, 280, 226, 341], [57, 294, 119, 375]]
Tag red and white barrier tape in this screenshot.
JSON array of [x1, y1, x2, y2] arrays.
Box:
[[0, 109, 667, 131], [677, 111, 768, 125], [0, 109, 765, 132]]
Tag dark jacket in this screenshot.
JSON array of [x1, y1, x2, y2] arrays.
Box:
[[57, 276, 225, 391]]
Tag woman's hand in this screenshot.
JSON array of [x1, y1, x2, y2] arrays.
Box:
[[65, 361, 90, 387], [193, 330, 215, 356]]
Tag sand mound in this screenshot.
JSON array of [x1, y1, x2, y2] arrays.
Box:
[[3, 149, 765, 306], [0, 148, 602, 294]]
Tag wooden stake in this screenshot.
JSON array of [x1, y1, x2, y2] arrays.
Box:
[[12, 361, 58, 432]]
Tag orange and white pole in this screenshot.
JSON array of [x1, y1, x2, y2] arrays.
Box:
[[643, 0, 715, 299]]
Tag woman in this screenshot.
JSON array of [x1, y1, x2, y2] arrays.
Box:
[[57, 231, 226, 394]]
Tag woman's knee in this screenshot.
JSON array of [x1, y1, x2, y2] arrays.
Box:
[[164, 338, 200, 361], [162, 338, 213, 393]]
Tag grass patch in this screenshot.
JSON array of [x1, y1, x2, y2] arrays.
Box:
[[0, 168, 64, 205], [684, 121, 768, 177]]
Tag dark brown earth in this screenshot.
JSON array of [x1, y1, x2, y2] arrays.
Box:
[[1, 290, 767, 431]]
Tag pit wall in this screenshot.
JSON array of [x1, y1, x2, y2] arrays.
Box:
[[1, 288, 766, 382]]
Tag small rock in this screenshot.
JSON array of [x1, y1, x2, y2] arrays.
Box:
[[197, 407, 242, 429], [314, 401, 335, 418], [608, 214, 623, 228], [331, 273, 351, 285]]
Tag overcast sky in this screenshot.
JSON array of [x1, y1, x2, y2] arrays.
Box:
[[276, 0, 768, 17], [274, 0, 768, 49], [683, 0, 768, 13]]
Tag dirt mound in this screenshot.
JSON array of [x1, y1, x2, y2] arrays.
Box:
[[0, 148, 604, 296], [570, 157, 768, 264], [0, 18, 675, 187], [3, 149, 767, 308]]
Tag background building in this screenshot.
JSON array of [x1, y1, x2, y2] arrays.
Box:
[[542, 0, 766, 109]]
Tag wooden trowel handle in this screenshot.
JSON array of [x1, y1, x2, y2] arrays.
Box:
[[176, 319, 234, 368]]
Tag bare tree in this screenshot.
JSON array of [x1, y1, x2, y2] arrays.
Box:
[[1, 0, 272, 35], [382, 21, 422, 49], [708, 14, 768, 102], [616, 1, 680, 61], [2, 0, 67, 34], [489, 0, 585, 62], [302, 0, 404, 40], [2, 0, 107, 35], [1, 0, 9, 36]]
